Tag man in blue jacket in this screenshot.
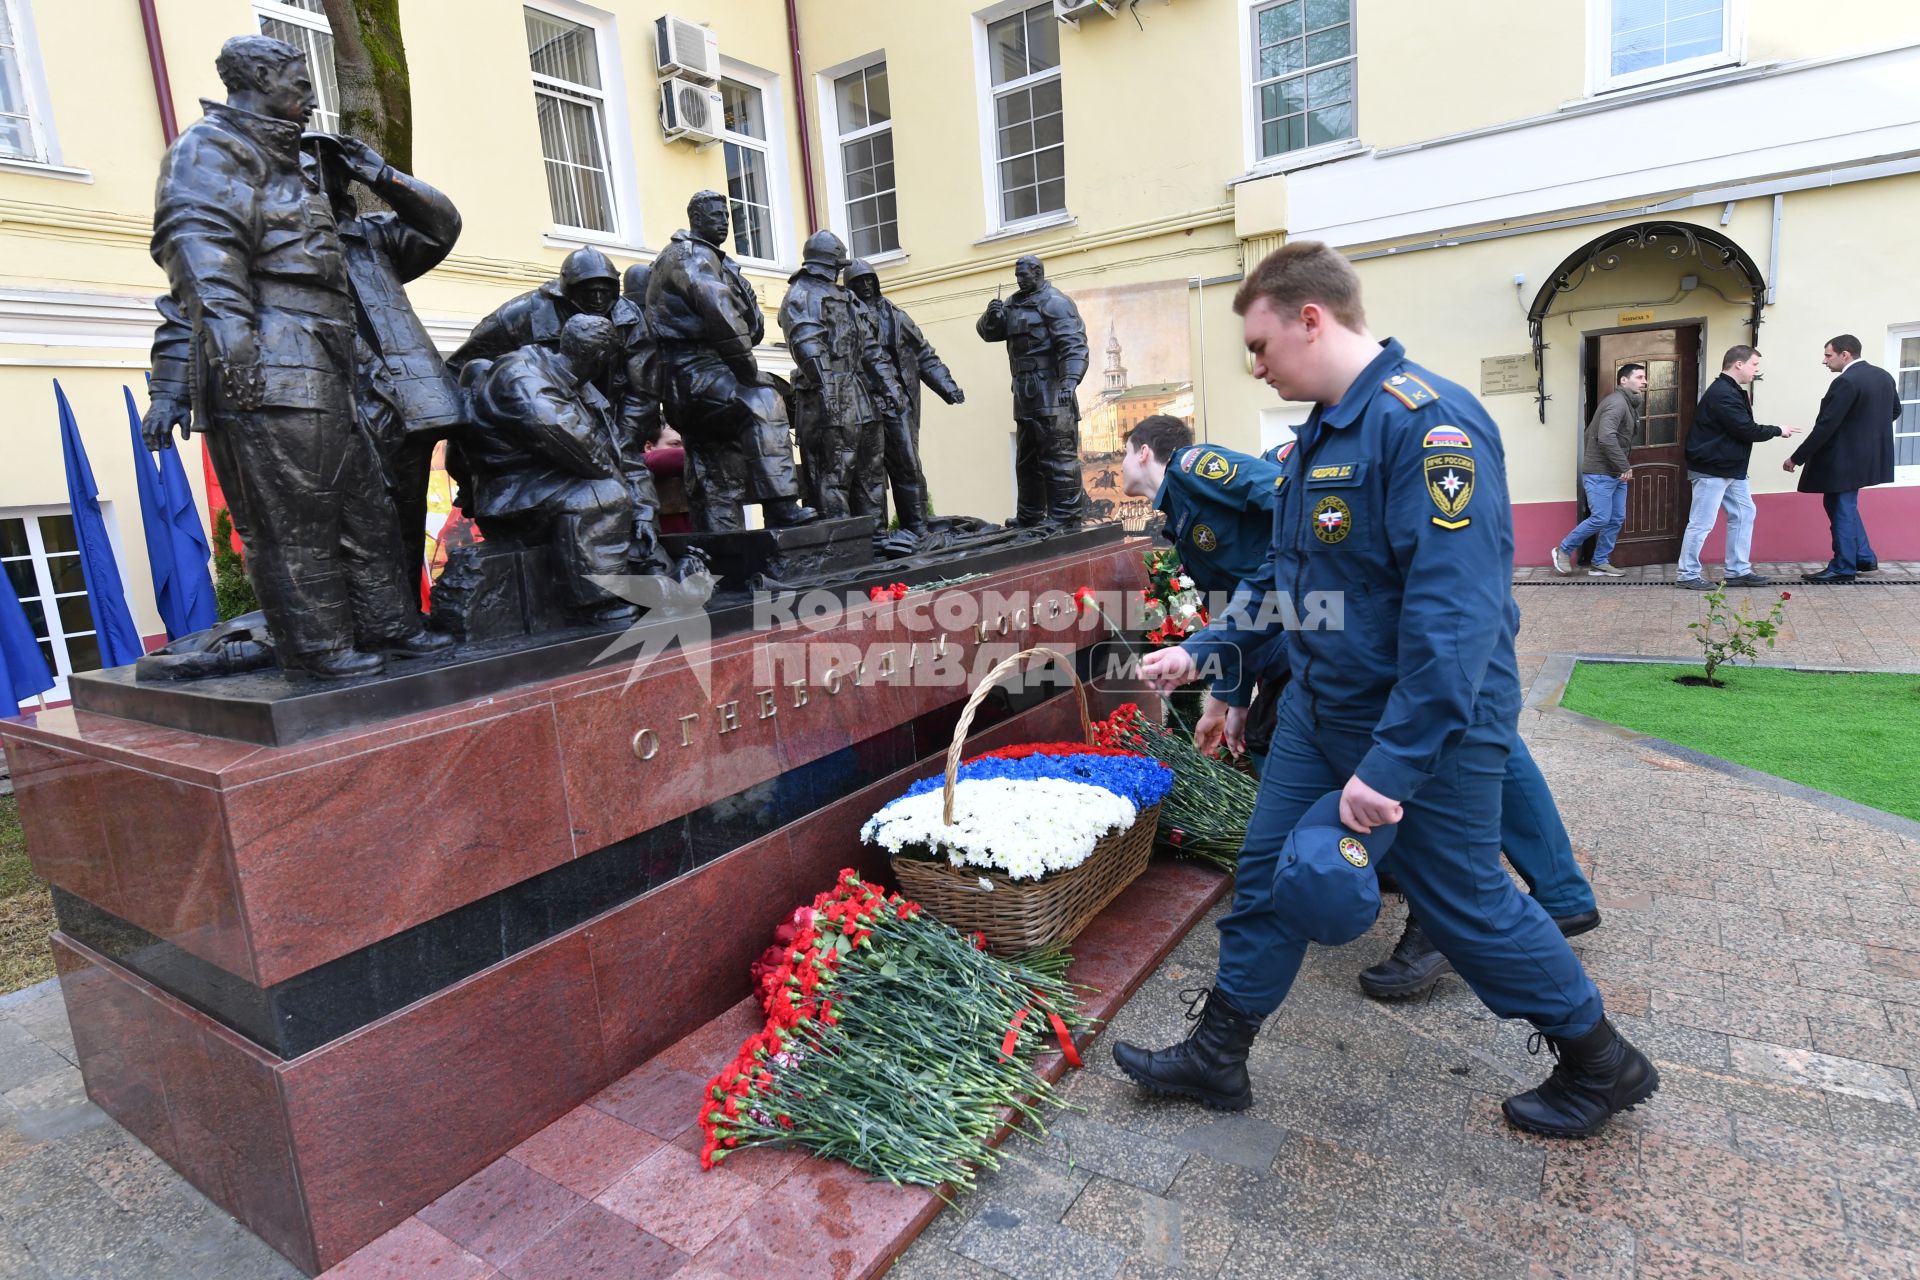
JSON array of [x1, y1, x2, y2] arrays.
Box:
[[1112, 241, 1654, 1140], [1121, 413, 1599, 998], [1676, 347, 1800, 590], [1787, 335, 1899, 584]]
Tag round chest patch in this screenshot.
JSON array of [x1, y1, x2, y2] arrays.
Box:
[[1338, 836, 1368, 868], [1312, 496, 1352, 544], [1192, 523, 1218, 552]]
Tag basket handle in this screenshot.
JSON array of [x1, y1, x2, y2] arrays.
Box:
[[942, 645, 1092, 827]]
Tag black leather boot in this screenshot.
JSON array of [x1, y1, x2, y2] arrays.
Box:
[[1502, 1017, 1660, 1138], [1358, 917, 1452, 999], [1554, 909, 1601, 938], [1111, 988, 1261, 1111]]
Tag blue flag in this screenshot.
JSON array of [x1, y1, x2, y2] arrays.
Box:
[[125, 387, 216, 640], [54, 380, 145, 668], [0, 567, 54, 717]]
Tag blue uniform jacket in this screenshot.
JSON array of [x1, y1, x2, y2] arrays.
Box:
[[1183, 339, 1522, 800], [1153, 443, 1285, 705]]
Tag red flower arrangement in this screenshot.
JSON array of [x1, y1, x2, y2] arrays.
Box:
[[867, 582, 911, 602], [698, 870, 1081, 1188]]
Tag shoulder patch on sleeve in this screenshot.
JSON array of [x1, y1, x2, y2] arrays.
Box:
[[1382, 372, 1440, 411], [1193, 450, 1238, 485], [1421, 425, 1472, 449], [1177, 446, 1202, 473]]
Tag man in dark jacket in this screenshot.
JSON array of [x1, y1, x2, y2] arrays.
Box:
[[1787, 334, 1899, 584], [1551, 362, 1644, 577], [1676, 346, 1799, 590]]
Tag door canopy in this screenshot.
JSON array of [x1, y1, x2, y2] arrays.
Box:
[[1526, 220, 1767, 422]]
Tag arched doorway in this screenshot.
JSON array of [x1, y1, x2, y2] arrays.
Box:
[[1527, 221, 1767, 566]]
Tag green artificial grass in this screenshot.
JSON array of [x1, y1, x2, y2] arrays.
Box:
[[1561, 662, 1920, 822], [0, 793, 55, 993]]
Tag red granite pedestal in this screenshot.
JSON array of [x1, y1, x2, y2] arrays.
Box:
[[1, 539, 1155, 1275]]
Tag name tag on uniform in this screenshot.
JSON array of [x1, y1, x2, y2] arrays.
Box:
[[1305, 462, 1366, 487]]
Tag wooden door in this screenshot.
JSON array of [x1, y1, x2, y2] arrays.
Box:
[[1584, 326, 1699, 567]]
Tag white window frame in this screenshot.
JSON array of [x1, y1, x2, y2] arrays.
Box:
[[524, 0, 644, 250], [253, 0, 340, 133], [1890, 324, 1920, 487], [1239, 0, 1360, 176], [972, 0, 1070, 239], [716, 58, 793, 272], [818, 50, 904, 266], [1587, 0, 1746, 96], [1, 504, 112, 703], [0, 0, 66, 174]]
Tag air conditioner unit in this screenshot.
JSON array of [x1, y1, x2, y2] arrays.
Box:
[[1054, 0, 1122, 25], [655, 15, 719, 82], [660, 77, 723, 144]]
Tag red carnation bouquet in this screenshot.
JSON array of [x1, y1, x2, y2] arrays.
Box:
[[701, 870, 1082, 1191], [1094, 702, 1258, 870]]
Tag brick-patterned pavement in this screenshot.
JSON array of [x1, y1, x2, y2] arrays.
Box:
[[2, 581, 1918, 1279], [893, 580, 1920, 1280]]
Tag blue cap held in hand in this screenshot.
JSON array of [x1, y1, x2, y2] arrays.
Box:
[[1273, 789, 1394, 946]]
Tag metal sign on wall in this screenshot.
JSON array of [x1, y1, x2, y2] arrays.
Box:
[[1480, 353, 1533, 396]]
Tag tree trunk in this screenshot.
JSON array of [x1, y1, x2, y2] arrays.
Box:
[[318, 0, 412, 173]]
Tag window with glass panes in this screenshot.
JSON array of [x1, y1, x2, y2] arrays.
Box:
[[254, 0, 340, 133], [720, 79, 775, 263], [1252, 0, 1354, 160], [1, 511, 101, 700], [1635, 359, 1681, 446], [986, 4, 1064, 226], [834, 61, 898, 258], [1606, 0, 1728, 82], [1895, 333, 1920, 470], [525, 6, 618, 234], [0, 0, 48, 162]]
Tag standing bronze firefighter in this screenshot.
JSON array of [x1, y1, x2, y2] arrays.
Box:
[[144, 35, 443, 679], [847, 258, 963, 537], [778, 230, 902, 523], [976, 255, 1090, 526]]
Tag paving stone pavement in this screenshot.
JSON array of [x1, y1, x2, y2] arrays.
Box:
[[1, 581, 1917, 1278], [896, 580, 1920, 1280]]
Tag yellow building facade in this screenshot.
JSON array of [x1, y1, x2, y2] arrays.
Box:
[[3, 0, 1918, 695]]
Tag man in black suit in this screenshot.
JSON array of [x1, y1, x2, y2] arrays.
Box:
[[1787, 334, 1899, 584]]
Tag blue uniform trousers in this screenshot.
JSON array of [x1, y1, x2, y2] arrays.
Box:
[[1216, 694, 1604, 1037], [1248, 732, 1596, 919], [1499, 738, 1597, 918]]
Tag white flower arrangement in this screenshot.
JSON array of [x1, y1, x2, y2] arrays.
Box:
[[860, 777, 1137, 882]]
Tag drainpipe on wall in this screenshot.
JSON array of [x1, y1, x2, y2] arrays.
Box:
[[137, 0, 179, 145], [784, 0, 820, 235]]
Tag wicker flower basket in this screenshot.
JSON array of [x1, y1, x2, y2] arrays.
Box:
[[888, 646, 1158, 955]]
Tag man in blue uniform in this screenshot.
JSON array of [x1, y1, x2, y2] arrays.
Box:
[[1121, 416, 1601, 998], [1114, 241, 1655, 1139]]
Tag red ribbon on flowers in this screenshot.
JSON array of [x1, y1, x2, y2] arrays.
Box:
[[999, 1007, 1031, 1061], [999, 1005, 1082, 1068], [1047, 1010, 1083, 1068]]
